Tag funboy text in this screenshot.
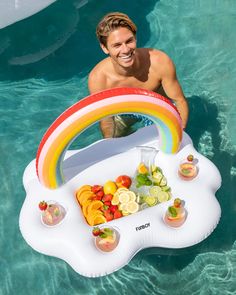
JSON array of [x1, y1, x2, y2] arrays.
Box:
[[135, 223, 150, 231]]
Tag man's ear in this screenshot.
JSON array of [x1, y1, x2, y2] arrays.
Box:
[[100, 43, 109, 55]]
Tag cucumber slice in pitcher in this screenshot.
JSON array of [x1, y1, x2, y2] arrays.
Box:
[[159, 177, 167, 187], [156, 191, 169, 203], [145, 196, 158, 206], [152, 171, 163, 184], [161, 185, 171, 192], [149, 186, 162, 197]]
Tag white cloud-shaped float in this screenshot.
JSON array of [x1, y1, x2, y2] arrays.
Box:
[[19, 125, 221, 277]]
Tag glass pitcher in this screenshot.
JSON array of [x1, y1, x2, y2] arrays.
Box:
[[131, 146, 158, 204]]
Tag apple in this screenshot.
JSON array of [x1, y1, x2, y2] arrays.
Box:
[[115, 175, 132, 188]]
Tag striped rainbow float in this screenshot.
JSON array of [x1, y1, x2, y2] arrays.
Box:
[[36, 88, 183, 189]]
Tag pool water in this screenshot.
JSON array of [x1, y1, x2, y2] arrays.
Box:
[[1, 0, 236, 294]]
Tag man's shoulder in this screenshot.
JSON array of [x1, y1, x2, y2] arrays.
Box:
[[147, 48, 174, 73], [148, 48, 172, 63], [89, 59, 108, 79], [88, 58, 110, 93]]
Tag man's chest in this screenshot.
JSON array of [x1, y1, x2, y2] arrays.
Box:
[[107, 74, 161, 92]]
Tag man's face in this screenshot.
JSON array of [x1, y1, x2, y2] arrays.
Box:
[[101, 27, 137, 68]]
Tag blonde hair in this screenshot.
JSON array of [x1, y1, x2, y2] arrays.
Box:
[[96, 12, 137, 47]]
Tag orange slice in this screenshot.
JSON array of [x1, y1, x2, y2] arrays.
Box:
[[76, 189, 92, 204], [75, 185, 91, 199], [90, 215, 107, 226], [82, 200, 92, 217], [79, 191, 95, 206], [138, 163, 148, 174], [87, 201, 103, 215], [86, 210, 104, 225]]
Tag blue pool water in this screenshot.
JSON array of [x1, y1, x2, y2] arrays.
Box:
[[1, 0, 236, 294]]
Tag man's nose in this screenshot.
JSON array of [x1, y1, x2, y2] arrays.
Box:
[[121, 43, 129, 52]]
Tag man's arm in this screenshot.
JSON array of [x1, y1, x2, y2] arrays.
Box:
[[88, 69, 115, 138], [160, 56, 189, 129]]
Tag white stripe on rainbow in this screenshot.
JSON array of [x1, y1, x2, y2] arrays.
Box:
[[36, 88, 182, 189]]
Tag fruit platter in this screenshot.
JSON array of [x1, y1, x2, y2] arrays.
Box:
[[75, 163, 173, 226], [19, 125, 222, 277]]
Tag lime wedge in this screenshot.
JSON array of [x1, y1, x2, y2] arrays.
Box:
[[156, 191, 169, 203]]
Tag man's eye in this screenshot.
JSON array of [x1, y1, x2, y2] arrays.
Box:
[[127, 39, 135, 44]]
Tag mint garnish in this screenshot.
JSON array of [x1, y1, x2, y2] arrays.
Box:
[[103, 228, 113, 234], [168, 206, 177, 217], [182, 169, 190, 175], [136, 173, 152, 187]]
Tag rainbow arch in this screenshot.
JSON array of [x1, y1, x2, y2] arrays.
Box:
[[36, 88, 183, 189]]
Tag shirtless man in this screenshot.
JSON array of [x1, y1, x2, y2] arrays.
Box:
[[88, 12, 189, 138]]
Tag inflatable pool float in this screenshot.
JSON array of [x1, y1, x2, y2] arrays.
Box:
[[0, 0, 56, 29], [19, 88, 221, 277]]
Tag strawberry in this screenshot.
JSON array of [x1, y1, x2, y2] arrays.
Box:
[[104, 210, 113, 221], [114, 210, 123, 219], [92, 227, 101, 236], [38, 201, 47, 211], [174, 198, 182, 208], [93, 194, 103, 201], [92, 185, 103, 193], [109, 205, 118, 214], [96, 190, 104, 198], [104, 201, 111, 206], [102, 194, 113, 202], [101, 205, 109, 212]]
